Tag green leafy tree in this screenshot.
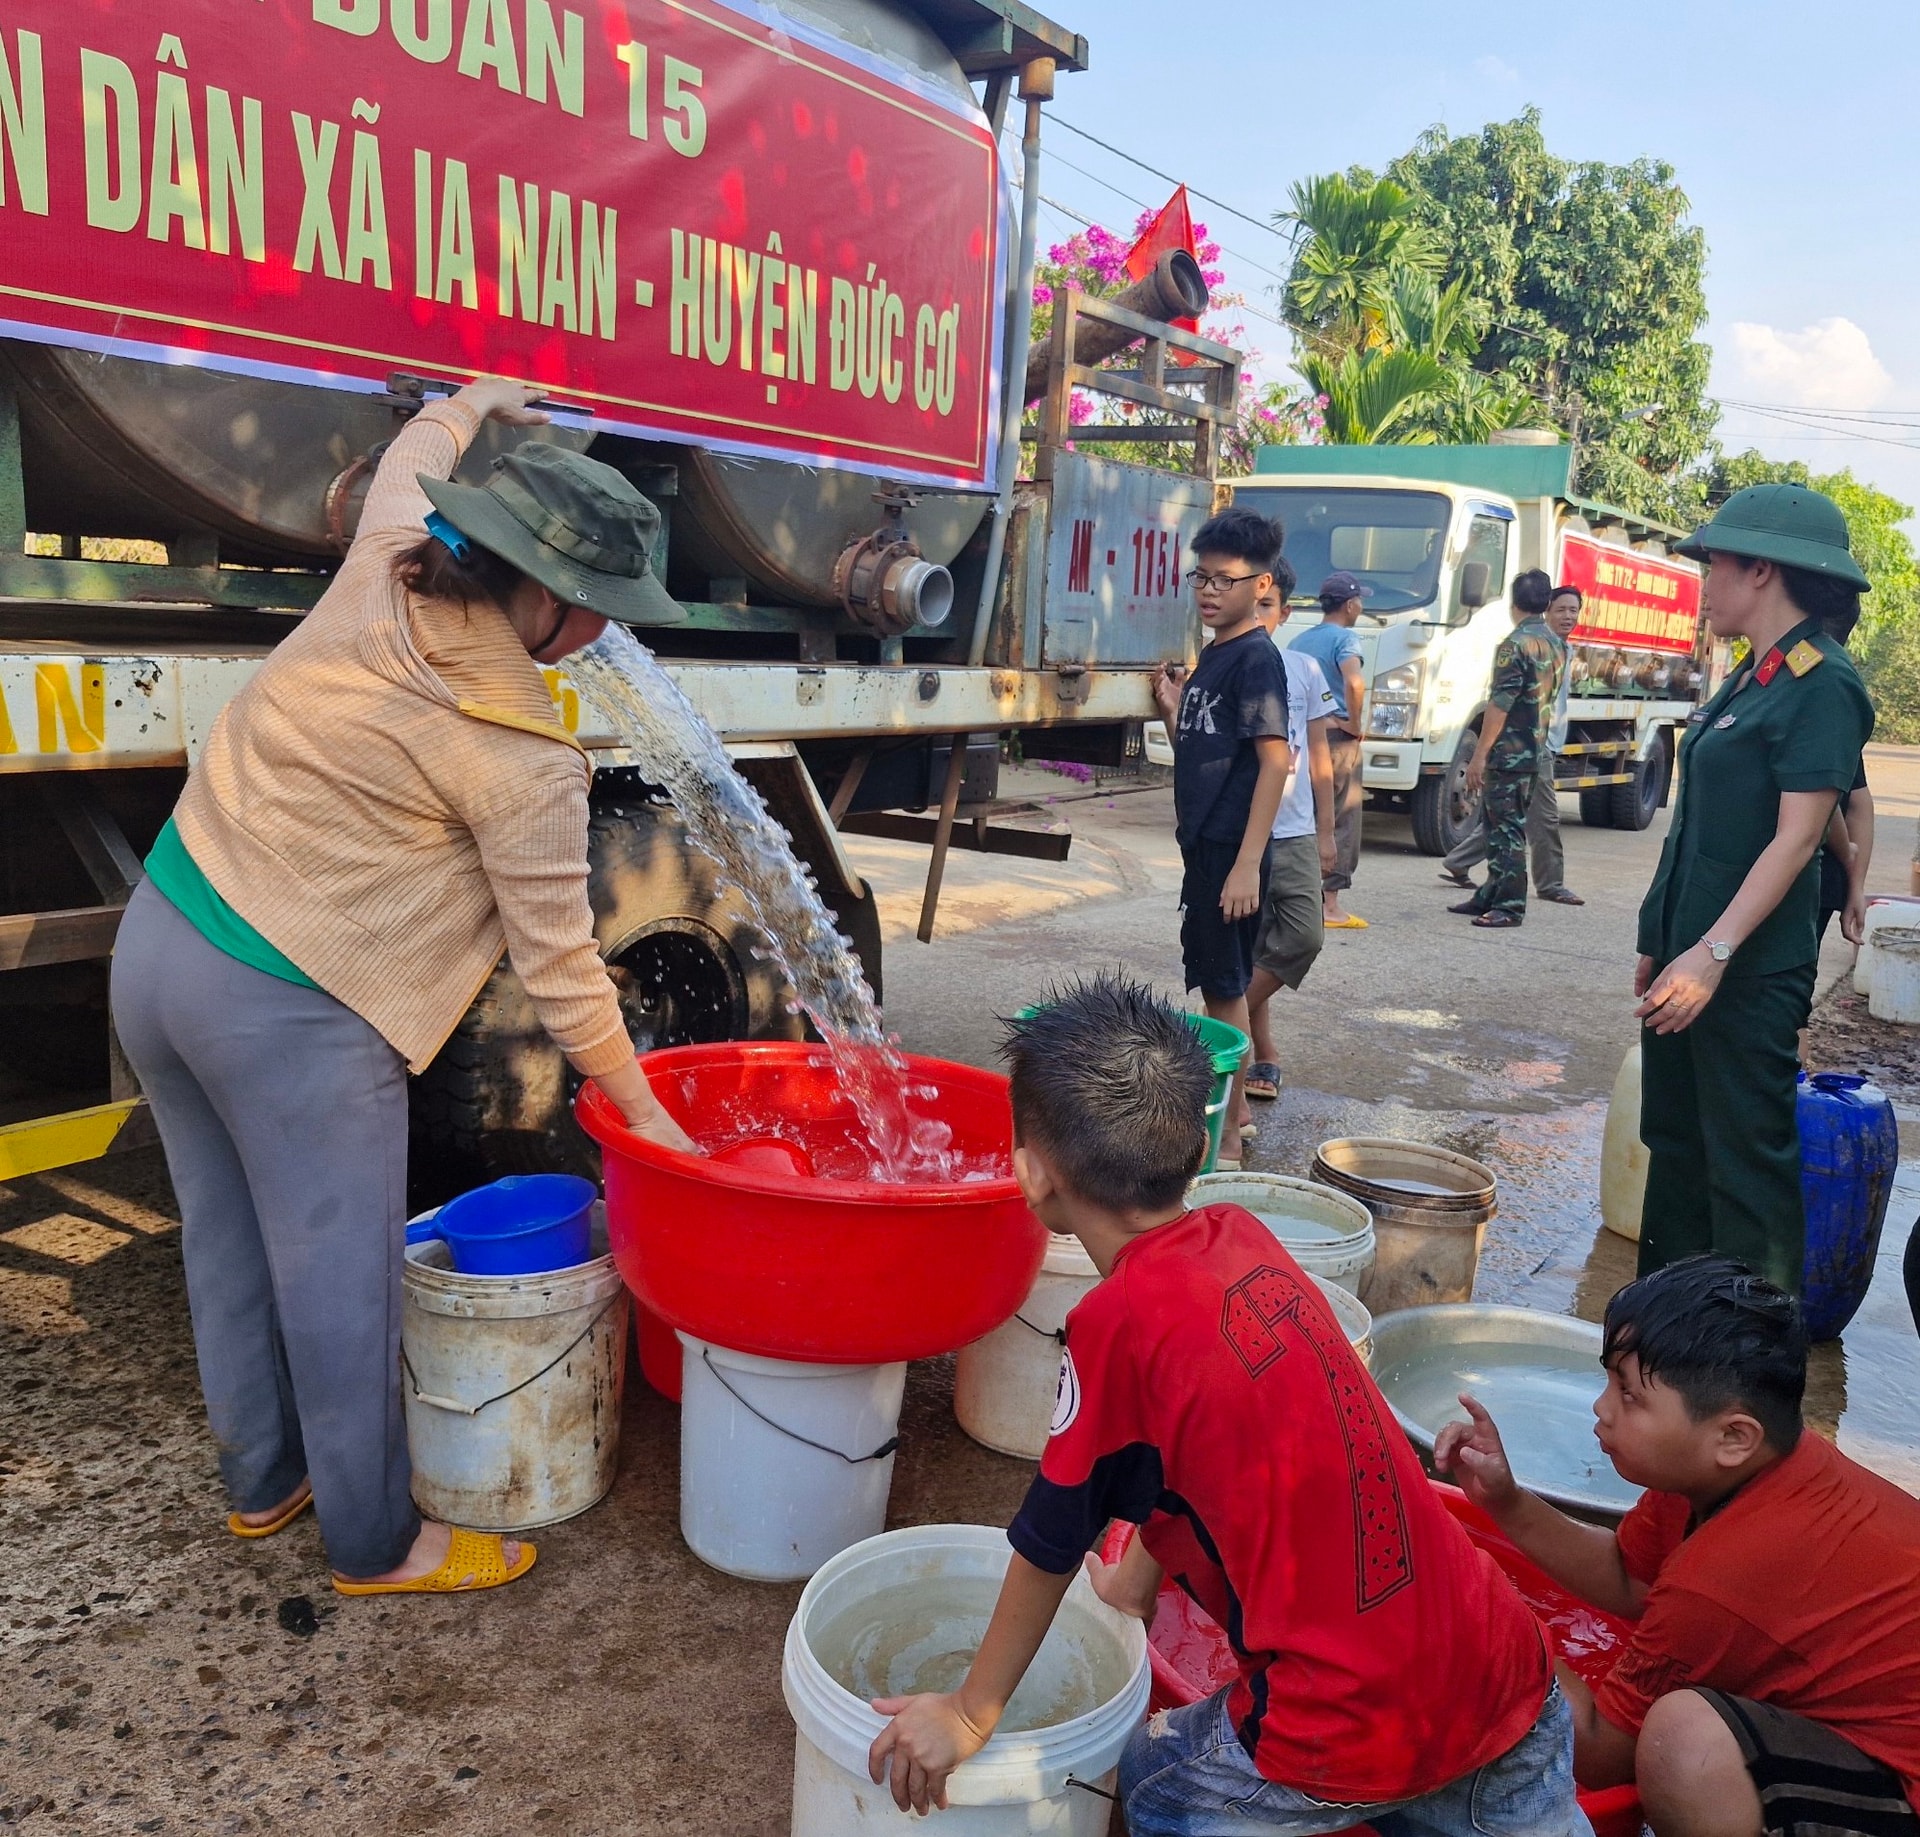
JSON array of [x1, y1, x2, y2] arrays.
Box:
[[1385, 109, 1716, 522], [1279, 172, 1548, 445], [1280, 174, 1442, 358], [1702, 451, 1920, 739]]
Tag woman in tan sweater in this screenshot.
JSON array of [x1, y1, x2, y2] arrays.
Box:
[[111, 378, 693, 1595]]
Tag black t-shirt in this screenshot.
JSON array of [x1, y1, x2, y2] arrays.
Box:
[[1173, 626, 1290, 850], [1819, 760, 1871, 915]]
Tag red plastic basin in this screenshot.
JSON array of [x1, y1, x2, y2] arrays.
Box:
[[1100, 1481, 1643, 1837], [576, 1042, 1046, 1365]]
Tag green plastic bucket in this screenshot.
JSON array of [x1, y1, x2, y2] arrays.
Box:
[[1188, 1014, 1250, 1173], [1014, 1005, 1248, 1175]]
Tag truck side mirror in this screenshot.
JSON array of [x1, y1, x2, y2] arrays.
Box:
[[1460, 560, 1491, 610]]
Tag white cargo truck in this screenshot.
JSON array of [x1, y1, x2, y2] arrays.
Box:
[[1211, 437, 1706, 854]]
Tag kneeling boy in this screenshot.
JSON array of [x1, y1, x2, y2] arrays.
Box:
[[1437, 1256, 1920, 1837], [869, 972, 1587, 1835]]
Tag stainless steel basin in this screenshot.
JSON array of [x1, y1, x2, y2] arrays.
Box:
[[1369, 1304, 1643, 1519]]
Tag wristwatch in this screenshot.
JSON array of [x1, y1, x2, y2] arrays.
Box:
[[1702, 938, 1734, 963]]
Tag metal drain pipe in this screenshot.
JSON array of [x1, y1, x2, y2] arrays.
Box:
[[966, 58, 1051, 668]]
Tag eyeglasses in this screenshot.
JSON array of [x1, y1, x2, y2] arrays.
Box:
[[1187, 568, 1267, 592]]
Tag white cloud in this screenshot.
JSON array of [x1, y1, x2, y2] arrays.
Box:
[[1723, 317, 1893, 409], [1473, 54, 1520, 83]]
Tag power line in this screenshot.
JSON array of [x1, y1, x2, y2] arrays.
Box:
[[1048, 114, 1288, 244], [1721, 399, 1920, 431], [1717, 402, 1920, 452], [1038, 146, 1292, 284]]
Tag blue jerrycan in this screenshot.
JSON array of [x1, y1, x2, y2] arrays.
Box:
[[1797, 1073, 1898, 1340]]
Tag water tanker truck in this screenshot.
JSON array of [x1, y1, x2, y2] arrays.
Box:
[[0, 0, 1244, 1181], [1217, 435, 1707, 853]]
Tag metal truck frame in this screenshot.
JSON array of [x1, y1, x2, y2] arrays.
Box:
[[0, 0, 1245, 1185]]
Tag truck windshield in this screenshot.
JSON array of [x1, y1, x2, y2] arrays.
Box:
[[1234, 487, 1450, 614]]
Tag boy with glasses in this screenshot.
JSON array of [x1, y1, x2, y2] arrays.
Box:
[[1150, 509, 1293, 1160]]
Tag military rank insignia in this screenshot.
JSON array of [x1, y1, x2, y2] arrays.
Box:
[[1784, 640, 1824, 677]]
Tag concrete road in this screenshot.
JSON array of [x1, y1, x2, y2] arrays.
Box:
[[3, 757, 1915, 1835]]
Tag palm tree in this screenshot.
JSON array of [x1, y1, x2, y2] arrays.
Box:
[[1299, 347, 1450, 445], [1279, 174, 1443, 358]]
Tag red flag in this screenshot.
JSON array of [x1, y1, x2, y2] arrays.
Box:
[[1124, 185, 1200, 340]]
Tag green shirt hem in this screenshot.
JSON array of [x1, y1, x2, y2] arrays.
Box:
[[143, 818, 321, 989]]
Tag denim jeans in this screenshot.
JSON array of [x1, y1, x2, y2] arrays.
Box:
[[1117, 1679, 1592, 1837]]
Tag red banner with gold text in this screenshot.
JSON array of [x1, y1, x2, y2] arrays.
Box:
[[0, 0, 1004, 487]]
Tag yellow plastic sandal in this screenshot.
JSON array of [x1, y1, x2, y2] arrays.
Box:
[[332, 1526, 537, 1597], [228, 1488, 313, 1539]]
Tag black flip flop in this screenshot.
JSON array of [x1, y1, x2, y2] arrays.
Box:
[[1471, 911, 1523, 928], [1245, 1062, 1280, 1101]]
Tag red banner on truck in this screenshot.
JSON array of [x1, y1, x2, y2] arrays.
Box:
[[0, 0, 1004, 488], [1559, 533, 1702, 657]]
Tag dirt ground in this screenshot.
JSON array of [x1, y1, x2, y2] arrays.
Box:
[[5, 762, 1919, 1833]]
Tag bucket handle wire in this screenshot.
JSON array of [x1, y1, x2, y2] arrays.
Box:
[[402, 1296, 623, 1416], [698, 1347, 899, 1464], [1013, 1312, 1066, 1345]]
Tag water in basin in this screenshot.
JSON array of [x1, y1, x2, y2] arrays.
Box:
[[1374, 1341, 1642, 1515], [808, 1577, 1131, 1733]]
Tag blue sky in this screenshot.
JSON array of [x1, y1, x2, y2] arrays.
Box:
[[1025, 0, 1920, 516]]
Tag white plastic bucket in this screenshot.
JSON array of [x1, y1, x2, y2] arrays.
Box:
[[679, 1334, 906, 1582], [954, 1235, 1097, 1461], [1310, 1272, 1374, 1366], [784, 1523, 1149, 1836], [1868, 925, 1920, 1023], [1187, 1172, 1377, 1296], [401, 1208, 629, 1532], [1856, 897, 1920, 995], [1600, 1045, 1649, 1242]]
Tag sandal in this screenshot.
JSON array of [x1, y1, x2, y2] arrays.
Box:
[[1324, 913, 1368, 929], [1238, 1122, 1259, 1143], [228, 1485, 313, 1540], [1244, 1062, 1280, 1101], [1471, 912, 1523, 929], [332, 1526, 537, 1597]]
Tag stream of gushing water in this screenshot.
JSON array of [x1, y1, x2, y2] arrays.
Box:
[[569, 624, 957, 1180]]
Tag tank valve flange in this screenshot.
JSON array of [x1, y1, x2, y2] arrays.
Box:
[[833, 487, 955, 638]]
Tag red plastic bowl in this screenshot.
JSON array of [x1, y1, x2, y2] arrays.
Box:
[[1100, 1481, 1644, 1837], [576, 1042, 1046, 1365]]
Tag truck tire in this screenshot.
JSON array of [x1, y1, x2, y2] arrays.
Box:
[[1608, 732, 1671, 832], [410, 781, 824, 1180], [1578, 788, 1615, 830], [1410, 729, 1479, 856]]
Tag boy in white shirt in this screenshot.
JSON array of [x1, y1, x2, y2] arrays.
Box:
[[1244, 560, 1337, 1101]]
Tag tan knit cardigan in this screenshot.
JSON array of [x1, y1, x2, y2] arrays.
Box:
[[173, 400, 631, 1078]]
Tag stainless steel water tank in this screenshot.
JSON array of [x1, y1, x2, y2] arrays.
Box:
[[1, 0, 997, 596]]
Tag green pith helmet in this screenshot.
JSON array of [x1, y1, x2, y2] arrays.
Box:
[[1677, 483, 1870, 591]]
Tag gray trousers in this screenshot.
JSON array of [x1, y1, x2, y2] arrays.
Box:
[[110, 880, 418, 1578], [1444, 751, 1567, 893], [1324, 731, 1364, 893]]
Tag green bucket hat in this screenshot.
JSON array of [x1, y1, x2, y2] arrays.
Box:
[[1676, 482, 1870, 591], [418, 443, 687, 626]]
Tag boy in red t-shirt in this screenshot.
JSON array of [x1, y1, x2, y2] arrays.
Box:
[[868, 973, 1583, 1835], [1438, 1255, 1920, 1837]]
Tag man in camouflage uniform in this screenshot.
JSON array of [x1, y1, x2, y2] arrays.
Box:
[[1449, 569, 1564, 929]]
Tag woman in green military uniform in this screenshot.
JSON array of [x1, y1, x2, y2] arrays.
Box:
[[1635, 485, 1874, 1294]]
